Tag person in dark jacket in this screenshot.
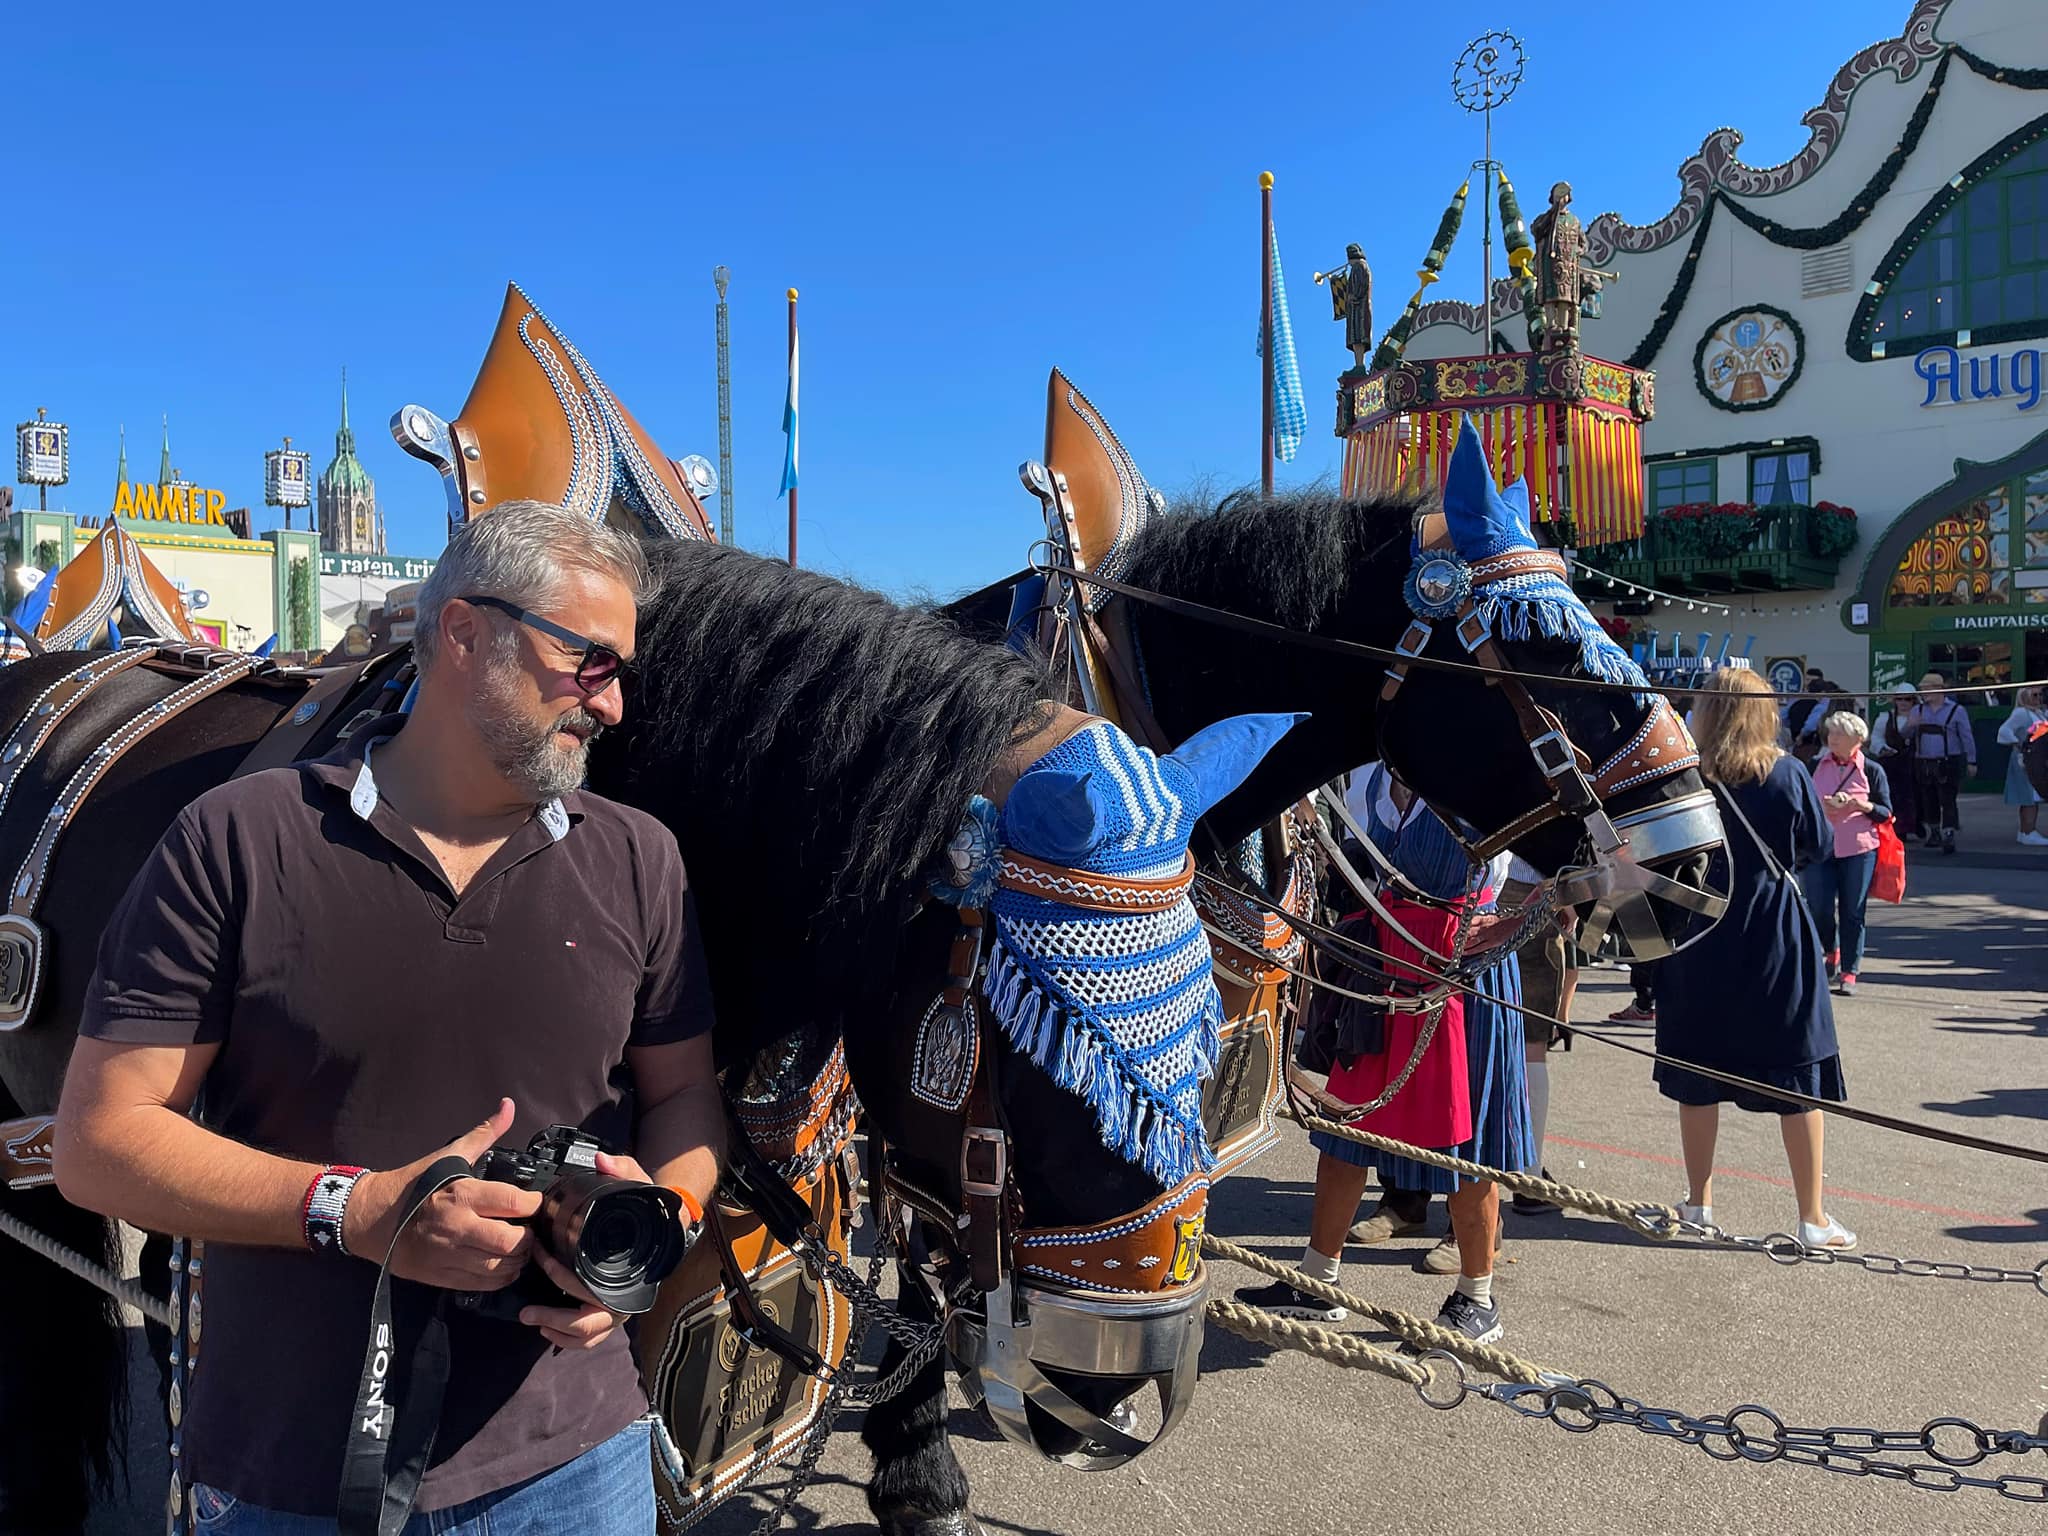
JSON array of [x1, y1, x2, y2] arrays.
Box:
[[1654, 669, 1856, 1251]]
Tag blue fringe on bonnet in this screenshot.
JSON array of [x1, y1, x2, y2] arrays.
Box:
[[982, 933, 1220, 1191], [1468, 574, 1654, 705]]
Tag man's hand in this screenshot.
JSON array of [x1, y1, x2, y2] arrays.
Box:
[[518, 1149, 655, 1349], [344, 1098, 540, 1290]]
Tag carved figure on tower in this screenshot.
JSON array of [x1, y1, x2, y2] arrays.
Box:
[[1322, 245, 1374, 369], [1529, 182, 1618, 354]]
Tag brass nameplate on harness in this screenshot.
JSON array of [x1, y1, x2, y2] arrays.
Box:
[[1169, 1214, 1205, 1285], [0, 913, 47, 1032], [1200, 1007, 1278, 1174], [651, 1257, 832, 1487]]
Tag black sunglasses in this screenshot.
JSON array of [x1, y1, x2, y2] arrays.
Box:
[[462, 595, 631, 693]]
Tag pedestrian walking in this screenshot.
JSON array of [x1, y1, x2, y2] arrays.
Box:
[[1653, 669, 1856, 1251], [1911, 672, 1976, 853], [1870, 684, 1919, 842], [1242, 762, 1532, 1344], [1997, 686, 2047, 845], [1804, 712, 1893, 996]]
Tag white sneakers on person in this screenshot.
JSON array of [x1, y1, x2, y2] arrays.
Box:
[[2019, 830, 2048, 847], [1676, 1202, 1713, 1229], [1798, 1215, 1858, 1251]]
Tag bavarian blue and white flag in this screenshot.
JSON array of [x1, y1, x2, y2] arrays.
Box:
[[778, 321, 800, 496], [1259, 222, 1309, 463]]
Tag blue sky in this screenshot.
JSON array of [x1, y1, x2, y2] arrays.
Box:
[[6, 1, 1897, 597]]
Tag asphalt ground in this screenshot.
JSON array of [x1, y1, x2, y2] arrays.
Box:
[[91, 851, 2046, 1535]]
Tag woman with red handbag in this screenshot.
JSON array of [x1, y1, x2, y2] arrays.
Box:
[[1804, 711, 1893, 995]]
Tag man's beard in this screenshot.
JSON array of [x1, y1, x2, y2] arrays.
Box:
[[472, 649, 605, 800]]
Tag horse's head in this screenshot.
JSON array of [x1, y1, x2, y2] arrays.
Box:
[[1375, 416, 1726, 957], [861, 709, 1301, 1469]]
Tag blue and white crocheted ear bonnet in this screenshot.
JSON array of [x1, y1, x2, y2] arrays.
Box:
[[984, 712, 1304, 1189], [1440, 414, 1652, 701]]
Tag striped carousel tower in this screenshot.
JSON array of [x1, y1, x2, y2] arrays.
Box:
[[1333, 171, 1656, 553]]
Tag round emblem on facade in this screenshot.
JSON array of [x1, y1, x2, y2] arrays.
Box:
[[1695, 304, 1803, 412], [1403, 553, 1473, 620], [290, 699, 321, 727]]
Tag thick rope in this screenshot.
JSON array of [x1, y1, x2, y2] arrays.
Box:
[[0, 1204, 172, 1328], [1202, 1233, 1547, 1384], [1205, 1298, 1428, 1386], [1290, 1107, 1676, 1239]]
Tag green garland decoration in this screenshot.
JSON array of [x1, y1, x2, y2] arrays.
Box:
[[1498, 169, 1534, 279], [1623, 44, 2048, 371], [1374, 179, 1471, 371], [1625, 196, 1717, 370], [1421, 182, 1468, 287], [1692, 302, 1806, 413], [1846, 105, 2048, 361]]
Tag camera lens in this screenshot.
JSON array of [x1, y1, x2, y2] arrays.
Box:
[[579, 1191, 665, 1283], [540, 1173, 687, 1314]]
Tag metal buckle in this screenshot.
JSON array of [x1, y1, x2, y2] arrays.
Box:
[[1395, 620, 1433, 659], [961, 1126, 1008, 1198], [1456, 610, 1491, 653], [1528, 730, 1577, 779]]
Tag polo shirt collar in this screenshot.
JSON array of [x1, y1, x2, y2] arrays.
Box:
[[311, 713, 582, 843]]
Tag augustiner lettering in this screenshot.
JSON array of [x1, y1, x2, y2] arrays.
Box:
[[112, 479, 229, 526]]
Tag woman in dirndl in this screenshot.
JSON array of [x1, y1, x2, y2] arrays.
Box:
[[1239, 761, 1532, 1345]]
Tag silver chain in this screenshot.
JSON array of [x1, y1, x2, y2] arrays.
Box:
[[1633, 1207, 2048, 1294], [747, 1214, 948, 1534], [1413, 1353, 2048, 1502]]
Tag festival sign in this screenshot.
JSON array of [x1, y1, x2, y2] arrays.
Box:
[[15, 411, 68, 486], [1914, 345, 2045, 411], [113, 480, 230, 526], [265, 440, 312, 510]]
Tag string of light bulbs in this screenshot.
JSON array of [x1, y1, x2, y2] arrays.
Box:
[[1567, 556, 1733, 616]]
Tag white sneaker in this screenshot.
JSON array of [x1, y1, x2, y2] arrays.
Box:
[[2020, 831, 2048, 847], [1798, 1215, 1858, 1251], [1676, 1201, 1713, 1229]]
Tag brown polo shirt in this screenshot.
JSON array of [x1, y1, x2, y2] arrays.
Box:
[[79, 714, 714, 1516]]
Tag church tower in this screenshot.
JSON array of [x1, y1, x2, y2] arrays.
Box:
[[318, 370, 386, 555]]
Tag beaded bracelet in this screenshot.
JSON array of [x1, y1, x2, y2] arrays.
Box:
[[303, 1165, 368, 1257]]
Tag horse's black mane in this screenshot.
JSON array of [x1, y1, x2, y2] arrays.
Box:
[[1123, 488, 1418, 628], [593, 541, 1053, 1048]]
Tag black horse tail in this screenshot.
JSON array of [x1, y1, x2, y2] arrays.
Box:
[[0, 1132, 130, 1533]]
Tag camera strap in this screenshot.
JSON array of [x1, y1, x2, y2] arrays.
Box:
[[336, 1155, 473, 1536]]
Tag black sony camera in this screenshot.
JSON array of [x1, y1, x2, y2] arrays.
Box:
[[456, 1124, 691, 1322]]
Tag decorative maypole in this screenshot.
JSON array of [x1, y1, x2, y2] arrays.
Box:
[[713, 265, 734, 545], [1452, 30, 1525, 352]]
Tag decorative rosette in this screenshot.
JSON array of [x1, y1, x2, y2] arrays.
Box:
[[1403, 551, 1473, 620], [928, 794, 1000, 908]]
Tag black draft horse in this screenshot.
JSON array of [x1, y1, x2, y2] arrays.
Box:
[[0, 491, 1711, 1535]]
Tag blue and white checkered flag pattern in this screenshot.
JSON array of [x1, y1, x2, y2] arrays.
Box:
[[1261, 222, 1308, 464]]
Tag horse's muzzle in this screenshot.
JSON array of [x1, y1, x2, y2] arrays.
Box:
[[1556, 790, 1730, 960], [945, 1270, 1207, 1470]]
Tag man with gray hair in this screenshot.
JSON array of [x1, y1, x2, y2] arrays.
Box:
[[58, 499, 720, 1532]]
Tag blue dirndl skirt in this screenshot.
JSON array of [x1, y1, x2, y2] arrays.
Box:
[[1310, 951, 1535, 1194]]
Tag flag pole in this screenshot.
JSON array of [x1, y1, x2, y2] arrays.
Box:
[[786, 287, 799, 567], [1260, 171, 1275, 499]]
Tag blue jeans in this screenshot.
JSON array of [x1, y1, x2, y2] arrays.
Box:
[[190, 1419, 654, 1535], [1801, 851, 1876, 974]]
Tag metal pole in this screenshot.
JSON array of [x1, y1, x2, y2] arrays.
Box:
[[714, 265, 734, 545], [1481, 105, 1494, 355], [786, 288, 798, 568], [1260, 170, 1274, 499]]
